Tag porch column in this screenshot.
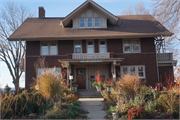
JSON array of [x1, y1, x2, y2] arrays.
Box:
[[113, 60, 116, 83], [66, 61, 70, 85]]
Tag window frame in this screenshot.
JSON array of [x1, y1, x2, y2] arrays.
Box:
[[99, 40, 107, 53], [121, 65, 146, 79], [79, 18, 85, 28], [74, 41, 82, 53], [123, 39, 141, 53], [94, 18, 100, 28], [87, 18, 93, 28], [40, 41, 58, 56], [86, 40, 94, 53]]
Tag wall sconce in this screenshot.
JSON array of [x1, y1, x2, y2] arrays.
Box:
[[69, 74, 73, 80]]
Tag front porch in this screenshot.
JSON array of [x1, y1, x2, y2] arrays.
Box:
[[58, 57, 124, 90]]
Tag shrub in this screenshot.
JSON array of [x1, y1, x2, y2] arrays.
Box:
[[120, 104, 133, 115], [106, 110, 111, 115], [144, 100, 157, 112], [126, 106, 146, 119], [37, 68, 62, 101], [116, 74, 144, 100], [129, 94, 145, 107]]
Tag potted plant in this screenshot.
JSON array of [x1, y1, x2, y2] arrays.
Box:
[[112, 106, 119, 120], [104, 77, 114, 92], [92, 71, 104, 91]]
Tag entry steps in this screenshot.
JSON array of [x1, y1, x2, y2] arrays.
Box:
[[78, 89, 103, 98]]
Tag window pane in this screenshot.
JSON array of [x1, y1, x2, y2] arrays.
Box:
[[75, 42, 81, 47], [87, 48, 94, 53], [130, 67, 135, 74], [75, 48, 81, 53], [124, 46, 131, 52], [80, 23, 85, 28], [123, 67, 128, 74], [41, 43, 48, 55], [133, 46, 139, 51], [95, 18, 100, 23], [100, 41, 105, 45], [88, 23, 92, 27], [139, 72, 144, 77], [100, 47, 106, 53], [133, 40, 140, 52], [88, 41, 93, 46], [95, 23, 100, 27], [87, 18, 92, 22], [80, 18, 85, 22], [50, 42, 57, 55], [138, 67, 143, 71], [124, 40, 130, 45]]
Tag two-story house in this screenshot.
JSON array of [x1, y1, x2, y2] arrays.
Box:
[[8, 0, 176, 90]]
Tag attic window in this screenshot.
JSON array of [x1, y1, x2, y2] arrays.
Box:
[[80, 18, 85, 28], [87, 18, 92, 28], [94, 18, 100, 28]]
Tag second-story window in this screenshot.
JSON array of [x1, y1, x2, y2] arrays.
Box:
[[99, 40, 106, 53], [94, 18, 100, 28], [123, 40, 140, 53], [87, 18, 92, 28], [87, 41, 94, 53], [74, 41, 82, 53], [41, 42, 57, 55], [80, 18, 85, 28]]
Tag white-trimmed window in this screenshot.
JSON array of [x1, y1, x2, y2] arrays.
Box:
[[99, 40, 106, 53], [87, 41, 94, 53], [121, 66, 146, 78], [87, 18, 93, 28], [94, 18, 100, 28], [123, 40, 140, 53], [74, 41, 82, 53], [80, 18, 85, 28], [37, 68, 61, 76], [41, 42, 57, 55]]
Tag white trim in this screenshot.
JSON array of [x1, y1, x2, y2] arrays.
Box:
[[123, 39, 141, 53], [99, 39, 107, 53], [86, 40, 95, 53], [74, 41, 82, 53], [120, 65, 146, 79], [40, 41, 58, 56]]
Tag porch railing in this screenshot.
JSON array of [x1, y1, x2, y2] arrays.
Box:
[[157, 53, 173, 61], [72, 53, 110, 59]]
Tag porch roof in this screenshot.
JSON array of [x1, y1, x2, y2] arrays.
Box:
[[58, 58, 124, 67]]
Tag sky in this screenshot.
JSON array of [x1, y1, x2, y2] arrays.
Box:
[[0, 0, 155, 88]]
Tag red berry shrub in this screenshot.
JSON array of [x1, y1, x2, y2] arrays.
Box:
[[126, 106, 146, 119]]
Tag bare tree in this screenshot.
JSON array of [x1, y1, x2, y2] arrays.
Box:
[[0, 2, 35, 92], [121, 2, 150, 15]]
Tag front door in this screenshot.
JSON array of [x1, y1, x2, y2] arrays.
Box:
[[76, 68, 86, 89]]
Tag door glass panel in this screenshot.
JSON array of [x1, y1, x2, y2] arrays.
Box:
[[78, 70, 84, 75]]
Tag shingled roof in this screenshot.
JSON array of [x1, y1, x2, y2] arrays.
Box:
[[8, 15, 172, 41]]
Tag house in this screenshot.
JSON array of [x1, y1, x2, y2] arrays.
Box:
[[8, 0, 177, 90]]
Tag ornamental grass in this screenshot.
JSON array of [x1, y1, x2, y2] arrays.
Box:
[[37, 68, 62, 101]]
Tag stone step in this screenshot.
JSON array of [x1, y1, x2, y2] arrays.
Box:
[[78, 89, 103, 98]]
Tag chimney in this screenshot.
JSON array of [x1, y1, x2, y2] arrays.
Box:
[[39, 7, 45, 19]]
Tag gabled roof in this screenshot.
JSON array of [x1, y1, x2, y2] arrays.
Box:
[[62, 0, 119, 27], [8, 15, 173, 41]]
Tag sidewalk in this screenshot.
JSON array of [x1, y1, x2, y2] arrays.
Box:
[[78, 98, 106, 120]]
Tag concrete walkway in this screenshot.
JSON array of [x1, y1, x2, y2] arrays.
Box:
[[78, 98, 106, 120]]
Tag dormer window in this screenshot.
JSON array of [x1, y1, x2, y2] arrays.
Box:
[[80, 18, 85, 28], [94, 18, 100, 28], [87, 18, 93, 28]]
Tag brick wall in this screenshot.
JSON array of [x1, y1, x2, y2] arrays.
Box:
[[158, 66, 174, 85], [107, 38, 158, 87]]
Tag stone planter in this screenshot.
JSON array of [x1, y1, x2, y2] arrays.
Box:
[[112, 112, 119, 120], [96, 86, 101, 91], [107, 87, 111, 92]]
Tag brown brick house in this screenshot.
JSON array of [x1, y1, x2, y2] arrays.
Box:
[[8, 0, 177, 90]]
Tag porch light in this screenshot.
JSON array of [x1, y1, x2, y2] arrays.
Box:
[[69, 74, 73, 80], [112, 72, 116, 79]]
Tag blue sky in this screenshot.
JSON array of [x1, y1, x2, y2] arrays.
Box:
[[0, 0, 154, 88]]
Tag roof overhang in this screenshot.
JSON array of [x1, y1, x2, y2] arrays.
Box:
[[8, 33, 172, 41], [62, 0, 119, 27]]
